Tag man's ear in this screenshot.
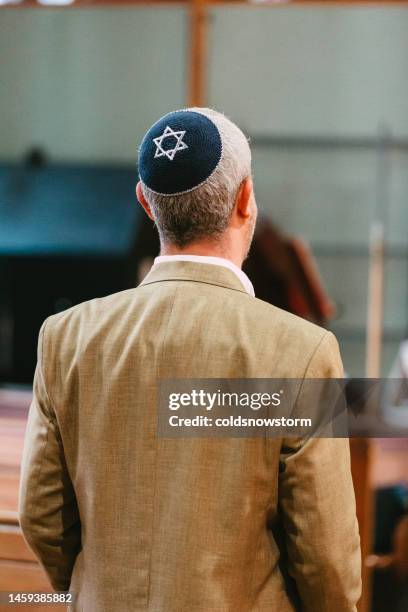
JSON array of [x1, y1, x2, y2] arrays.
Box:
[[136, 181, 154, 221], [235, 177, 253, 219]]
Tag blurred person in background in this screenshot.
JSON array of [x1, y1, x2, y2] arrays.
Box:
[[369, 514, 408, 612]]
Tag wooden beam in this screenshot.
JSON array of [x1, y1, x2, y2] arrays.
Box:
[[365, 222, 384, 379], [4, 0, 408, 5], [188, 0, 209, 107]]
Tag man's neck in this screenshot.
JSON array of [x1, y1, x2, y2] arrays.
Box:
[[160, 240, 244, 269]]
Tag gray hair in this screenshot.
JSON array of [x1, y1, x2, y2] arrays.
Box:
[[140, 108, 251, 247]]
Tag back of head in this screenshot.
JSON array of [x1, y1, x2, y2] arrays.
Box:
[[138, 107, 251, 247]]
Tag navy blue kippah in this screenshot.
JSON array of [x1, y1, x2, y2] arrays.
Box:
[[138, 110, 222, 195]]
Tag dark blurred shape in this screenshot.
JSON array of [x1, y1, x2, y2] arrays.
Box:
[[345, 378, 380, 418], [371, 488, 408, 612], [270, 518, 301, 611], [375, 486, 408, 554], [0, 161, 146, 384], [133, 206, 160, 262], [243, 215, 335, 325], [24, 147, 48, 169]]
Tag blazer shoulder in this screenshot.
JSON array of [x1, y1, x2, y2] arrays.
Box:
[[248, 296, 341, 374], [41, 287, 139, 337], [250, 295, 328, 345]]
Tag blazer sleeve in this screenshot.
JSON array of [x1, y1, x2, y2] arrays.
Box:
[[18, 319, 81, 591], [278, 331, 362, 612]]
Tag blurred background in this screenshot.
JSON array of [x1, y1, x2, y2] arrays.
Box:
[[0, 2, 408, 611]]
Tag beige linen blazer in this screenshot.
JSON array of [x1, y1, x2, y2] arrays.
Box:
[[19, 260, 361, 612]]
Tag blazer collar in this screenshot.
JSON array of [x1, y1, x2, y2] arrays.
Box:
[[140, 260, 252, 296]]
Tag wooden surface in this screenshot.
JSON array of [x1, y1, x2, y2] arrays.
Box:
[[0, 391, 64, 612], [0, 391, 30, 515]]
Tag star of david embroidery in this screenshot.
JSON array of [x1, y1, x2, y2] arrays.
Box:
[[153, 125, 188, 161]]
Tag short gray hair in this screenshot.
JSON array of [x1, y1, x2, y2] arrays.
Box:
[[140, 108, 251, 247]]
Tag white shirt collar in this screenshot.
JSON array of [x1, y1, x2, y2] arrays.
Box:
[[154, 254, 255, 297]]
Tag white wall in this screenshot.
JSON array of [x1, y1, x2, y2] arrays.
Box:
[[1, 6, 408, 159], [209, 6, 408, 138], [0, 8, 187, 162]]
